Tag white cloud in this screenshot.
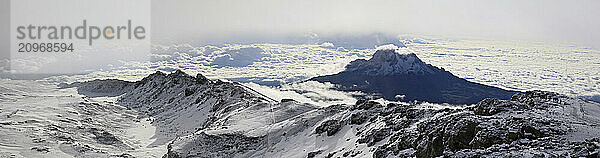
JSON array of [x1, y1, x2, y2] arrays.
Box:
[[320, 42, 334, 48], [151, 1, 600, 49], [376, 44, 399, 51], [37, 37, 600, 100], [12, 56, 56, 73], [243, 81, 360, 107]]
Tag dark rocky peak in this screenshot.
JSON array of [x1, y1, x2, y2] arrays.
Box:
[[147, 71, 167, 78], [343, 46, 439, 76], [196, 73, 209, 83], [140, 70, 210, 85], [140, 71, 168, 83], [311, 45, 518, 104], [168, 70, 189, 78], [370, 49, 418, 63]]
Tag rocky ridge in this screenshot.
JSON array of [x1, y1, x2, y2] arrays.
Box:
[[67, 71, 600, 157]]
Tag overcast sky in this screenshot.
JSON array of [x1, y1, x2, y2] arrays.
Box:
[[151, 0, 600, 48]]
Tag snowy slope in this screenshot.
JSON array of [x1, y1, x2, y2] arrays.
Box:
[[67, 71, 600, 157], [0, 79, 166, 157], [63, 70, 283, 147], [165, 90, 600, 157]]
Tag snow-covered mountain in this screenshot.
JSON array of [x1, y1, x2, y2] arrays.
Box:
[[61, 70, 600, 157], [311, 45, 518, 104], [62, 70, 287, 145], [344, 45, 437, 76]]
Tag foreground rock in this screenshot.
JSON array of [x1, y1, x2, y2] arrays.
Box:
[[371, 91, 600, 157]]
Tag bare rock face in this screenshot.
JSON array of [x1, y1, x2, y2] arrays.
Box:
[[472, 98, 529, 116], [165, 133, 264, 158], [315, 120, 342, 136], [371, 90, 600, 157]]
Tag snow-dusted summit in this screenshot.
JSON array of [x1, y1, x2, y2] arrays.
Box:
[[344, 46, 437, 76]]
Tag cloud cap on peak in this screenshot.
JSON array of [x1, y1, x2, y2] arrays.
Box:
[[375, 44, 400, 51]]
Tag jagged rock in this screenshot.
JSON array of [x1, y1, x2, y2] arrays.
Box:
[[315, 120, 342, 136], [30, 146, 50, 153], [444, 117, 480, 150], [281, 98, 295, 103], [355, 99, 367, 105], [354, 100, 382, 110], [472, 98, 528, 116], [165, 133, 264, 158], [195, 73, 209, 84], [88, 128, 122, 145], [358, 128, 392, 147], [511, 90, 566, 107], [115, 153, 134, 158], [307, 150, 322, 158], [350, 111, 370, 125], [370, 90, 598, 157]]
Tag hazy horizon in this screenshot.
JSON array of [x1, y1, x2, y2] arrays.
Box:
[[151, 0, 600, 48]]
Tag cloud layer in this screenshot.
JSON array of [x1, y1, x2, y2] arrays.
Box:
[[151, 0, 600, 48]]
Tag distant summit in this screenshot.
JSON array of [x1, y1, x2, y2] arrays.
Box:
[[345, 45, 436, 76], [311, 46, 519, 104]]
